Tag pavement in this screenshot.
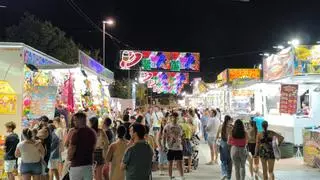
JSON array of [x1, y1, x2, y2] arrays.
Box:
[[153, 143, 320, 180]]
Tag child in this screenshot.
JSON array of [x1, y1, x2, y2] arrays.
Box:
[[4, 121, 19, 180]]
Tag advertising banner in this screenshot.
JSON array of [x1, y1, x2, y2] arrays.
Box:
[[217, 69, 228, 85], [79, 51, 114, 80], [294, 45, 320, 75], [119, 50, 200, 71], [303, 130, 320, 168], [263, 47, 294, 81], [279, 84, 298, 114], [24, 48, 61, 66], [30, 86, 57, 120], [228, 69, 260, 82], [140, 71, 189, 94], [0, 81, 17, 114]]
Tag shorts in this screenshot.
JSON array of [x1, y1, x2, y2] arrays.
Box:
[[94, 149, 105, 165], [207, 136, 216, 146], [4, 160, 17, 173], [247, 143, 256, 156], [153, 127, 160, 133], [183, 140, 192, 157], [167, 150, 183, 161], [20, 161, 42, 175], [48, 159, 59, 169], [158, 150, 168, 165]]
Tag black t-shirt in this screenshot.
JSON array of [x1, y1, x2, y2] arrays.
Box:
[[105, 129, 114, 143], [123, 122, 131, 141], [5, 133, 19, 160]]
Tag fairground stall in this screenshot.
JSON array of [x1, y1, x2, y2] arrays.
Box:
[[215, 68, 261, 118], [39, 50, 114, 121], [262, 46, 320, 147], [0, 42, 68, 176]]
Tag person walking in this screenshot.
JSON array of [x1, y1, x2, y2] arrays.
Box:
[[206, 109, 220, 165], [4, 121, 19, 180], [180, 115, 193, 173], [89, 116, 109, 180], [123, 114, 132, 141], [157, 118, 168, 176], [106, 125, 128, 180], [48, 123, 60, 180], [247, 120, 258, 179], [67, 112, 97, 180], [255, 121, 284, 180], [121, 123, 153, 180], [216, 115, 233, 180], [151, 106, 164, 135], [15, 128, 45, 180], [200, 109, 210, 142], [229, 119, 248, 180], [163, 112, 184, 180]]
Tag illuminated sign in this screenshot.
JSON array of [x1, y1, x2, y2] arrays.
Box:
[[24, 48, 61, 66], [228, 69, 260, 82], [119, 50, 200, 71], [140, 71, 189, 94], [79, 51, 114, 80]]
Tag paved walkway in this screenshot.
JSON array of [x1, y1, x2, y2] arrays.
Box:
[[153, 143, 320, 180], [153, 143, 222, 179]]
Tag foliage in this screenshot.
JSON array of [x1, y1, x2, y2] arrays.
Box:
[[5, 13, 101, 64], [109, 78, 132, 99]]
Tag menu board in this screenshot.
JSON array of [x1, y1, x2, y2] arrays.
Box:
[[30, 86, 57, 120], [280, 84, 298, 114]]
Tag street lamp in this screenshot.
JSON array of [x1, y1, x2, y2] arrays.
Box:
[[288, 39, 300, 46], [102, 18, 115, 67]]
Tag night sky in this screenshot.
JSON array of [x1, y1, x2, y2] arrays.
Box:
[[1, 0, 320, 82]]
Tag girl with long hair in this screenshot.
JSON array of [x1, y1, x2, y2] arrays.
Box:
[[89, 117, 109, 180], [255, 121, 284, 180], [247, 120, 258, 179], [206, 109, 220, 165], [216, 115, 233, 180], [15, 128, 45, 180], [228, 119, 248, 180]]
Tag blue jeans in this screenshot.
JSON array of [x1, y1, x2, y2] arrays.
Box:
[[220, 140, 232, 179], [203, 125, 208, 141]]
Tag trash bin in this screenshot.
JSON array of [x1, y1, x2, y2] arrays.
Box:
[[279, 142, 294, 158]]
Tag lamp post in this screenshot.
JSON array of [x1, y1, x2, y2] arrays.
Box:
[[102, 18, 115, 67]]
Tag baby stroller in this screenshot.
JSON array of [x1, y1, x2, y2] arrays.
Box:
[[184, 134, 200, 170]]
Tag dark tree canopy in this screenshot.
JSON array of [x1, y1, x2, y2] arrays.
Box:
[[6, 13, 79, 64]]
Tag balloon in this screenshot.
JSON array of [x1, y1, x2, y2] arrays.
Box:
[[23, 99, 31, 106]]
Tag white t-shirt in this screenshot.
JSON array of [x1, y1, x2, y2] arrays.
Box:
[[151, 111, 164, 128], [207, 117, 220, 138], [17, 141, 42, 163]]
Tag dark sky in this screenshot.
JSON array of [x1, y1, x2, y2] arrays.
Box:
[[2, 0, 320, 82]]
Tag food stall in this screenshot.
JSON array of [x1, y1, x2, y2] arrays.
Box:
[[215, 68, 261, 117], [262, 46, 320, 146]]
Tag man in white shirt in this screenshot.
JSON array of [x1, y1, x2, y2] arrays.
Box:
[[151, 106, 164, 135]]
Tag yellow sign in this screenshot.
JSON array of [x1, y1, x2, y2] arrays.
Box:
[[229, 69, 261, 82], [0, 81, 17, 114]]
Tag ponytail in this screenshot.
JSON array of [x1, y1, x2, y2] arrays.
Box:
[[22, 128, 33, 140]]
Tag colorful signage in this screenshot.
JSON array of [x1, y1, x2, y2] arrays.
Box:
[[119, 50, 200, 71], [263, 47, 294, 81], [30, 86, 57, 120], [0, 81, 17, 114], [294, 45, 320, 75], [280, 84, 298, 114], [217, 69, 228, 85], [140, 71, 189, 94], [303, 130, 320, 169], [79, 51, 114, 80], [24, 48, 61, 66], [228, 69, 260, 82]]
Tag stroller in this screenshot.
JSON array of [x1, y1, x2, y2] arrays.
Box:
[[184, 134, 200, 170]]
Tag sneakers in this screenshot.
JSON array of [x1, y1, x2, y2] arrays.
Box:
[[205, 161, 214, 165], [221, 176, 227, 180]]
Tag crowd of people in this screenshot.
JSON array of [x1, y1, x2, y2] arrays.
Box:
[[3, 106, 285, 180]]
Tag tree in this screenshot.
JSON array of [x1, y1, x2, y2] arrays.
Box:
[[109, 78, 133, 99], [6, 13, 79, 64]]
